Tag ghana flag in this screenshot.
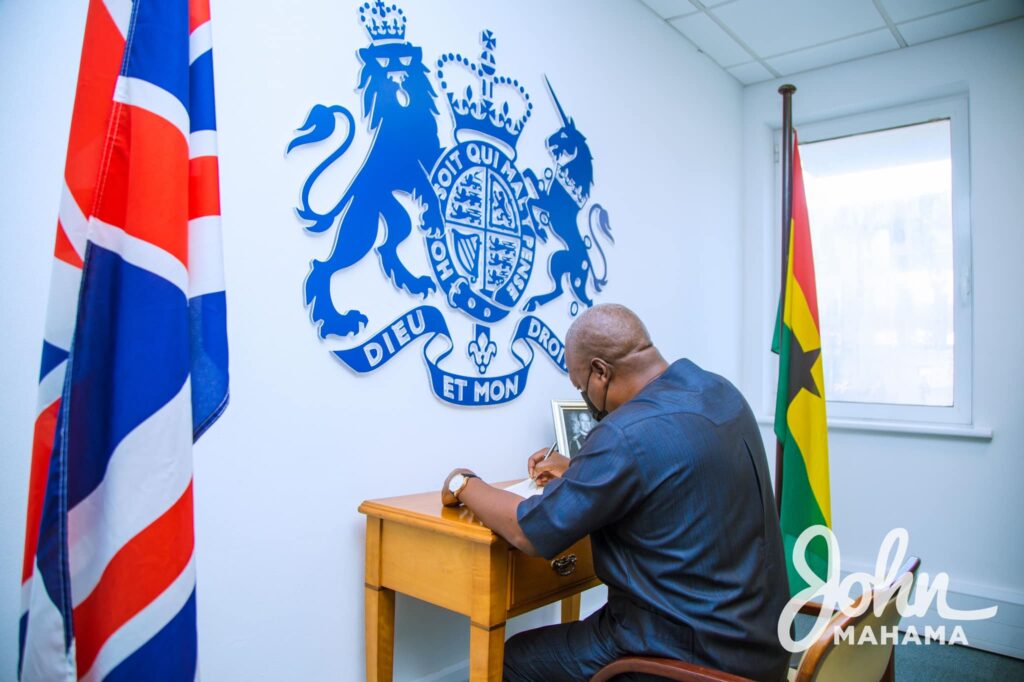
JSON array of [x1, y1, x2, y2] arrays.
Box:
[[772, 134, 832, 594]]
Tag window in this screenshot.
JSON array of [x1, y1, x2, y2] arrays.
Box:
[[775, 97, 972, 425]]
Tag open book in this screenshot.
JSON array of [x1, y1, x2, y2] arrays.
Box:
[[502, 477, 545, 498]]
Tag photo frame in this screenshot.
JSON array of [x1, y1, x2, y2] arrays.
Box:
[[551, 400, 597, 459]]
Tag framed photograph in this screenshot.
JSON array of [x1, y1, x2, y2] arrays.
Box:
[[551, 400, 597, 459]]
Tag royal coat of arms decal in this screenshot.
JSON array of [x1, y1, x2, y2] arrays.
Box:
[[287, 1, 613, 406]]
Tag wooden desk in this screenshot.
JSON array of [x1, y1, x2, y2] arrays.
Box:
[[359, 485, 601, 681]]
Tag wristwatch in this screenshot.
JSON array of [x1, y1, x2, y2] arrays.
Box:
[[448, 472, 478, 500]]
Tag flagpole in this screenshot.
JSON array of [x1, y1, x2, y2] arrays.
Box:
[[776, 84, 796, 515]]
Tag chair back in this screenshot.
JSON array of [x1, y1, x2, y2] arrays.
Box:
[[793, 556, 920, 682]]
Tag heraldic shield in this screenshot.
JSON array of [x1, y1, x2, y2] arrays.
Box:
[[286, 2, 614, 406]]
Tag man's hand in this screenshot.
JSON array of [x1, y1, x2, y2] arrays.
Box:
[[441, 468, 476, 507], [527, 449, 570, 486]]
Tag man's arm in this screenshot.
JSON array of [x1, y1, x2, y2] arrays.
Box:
[[440, 445, 572, 557], [458, 479, 540, 556]]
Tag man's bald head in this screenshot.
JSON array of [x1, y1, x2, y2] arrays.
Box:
[[564, 303, 669, 413], [565, 304, 654, 370]]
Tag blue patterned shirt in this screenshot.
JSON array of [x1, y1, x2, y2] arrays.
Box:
[[517, 359, 790, 680]]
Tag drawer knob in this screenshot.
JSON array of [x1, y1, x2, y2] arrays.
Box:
[[551, 553, 577, 577]]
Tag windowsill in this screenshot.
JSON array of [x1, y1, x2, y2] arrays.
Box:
[[755, 415, 993, 441]]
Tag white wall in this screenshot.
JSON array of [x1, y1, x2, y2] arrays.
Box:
[[740, 19, 1024, 658], [0, 1, 744, 679]]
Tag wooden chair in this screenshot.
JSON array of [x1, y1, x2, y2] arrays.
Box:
[[591, 557, 921, 682]]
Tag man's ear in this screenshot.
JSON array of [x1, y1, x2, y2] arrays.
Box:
[[592, 358, 612, 381]]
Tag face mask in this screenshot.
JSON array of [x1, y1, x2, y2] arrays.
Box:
[[580, 366, 610, 422]]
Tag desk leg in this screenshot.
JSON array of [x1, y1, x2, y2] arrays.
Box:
[[469, 541, 509, 682], [365, 585, 395, 681], [469, 622, 506, 682], [364, 516, 394, 681], [561, 593, 582, 623]]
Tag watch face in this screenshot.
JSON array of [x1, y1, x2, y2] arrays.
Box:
[[449, 474, 466, 494]]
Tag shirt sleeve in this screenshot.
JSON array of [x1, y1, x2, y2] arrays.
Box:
[[516, 421, 644, 559]]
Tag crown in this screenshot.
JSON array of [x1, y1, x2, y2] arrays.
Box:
[[359, 1, 406, 43], [437, 31, 532, 155]]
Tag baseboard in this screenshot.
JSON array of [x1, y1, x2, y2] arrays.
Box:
[[836, 560, 1024, 660], [413, 658, 469, 682], [896, 586, 1024, 660]]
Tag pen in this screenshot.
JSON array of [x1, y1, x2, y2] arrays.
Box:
[[531, 440, 559, 481]]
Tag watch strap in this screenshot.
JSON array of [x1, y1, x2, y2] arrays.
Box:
[[455, 472, 478, 498]]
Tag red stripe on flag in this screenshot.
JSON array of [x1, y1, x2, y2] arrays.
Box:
[[790, 138, 820, 328], [93, 104, 191, 267], [54, 220, 85, 269], [64, 0, 127, 216], [21, 399, 62, 581], [189, 156, 221, 220], [73, 482, 195, 675], [189, 0, 211, 33]]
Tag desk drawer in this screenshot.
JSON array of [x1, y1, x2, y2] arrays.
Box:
[[507, 537, 596, 614]]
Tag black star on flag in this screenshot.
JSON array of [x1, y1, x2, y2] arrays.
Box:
[[787, 333, 821, 405]]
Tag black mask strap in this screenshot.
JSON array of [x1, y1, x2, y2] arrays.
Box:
[[581, 365, 610, 421]]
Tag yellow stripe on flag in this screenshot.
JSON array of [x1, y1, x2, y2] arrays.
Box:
[[784, 275, 832, 526]]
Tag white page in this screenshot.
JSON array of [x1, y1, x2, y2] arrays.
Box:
[[502, 477, 545, 498]]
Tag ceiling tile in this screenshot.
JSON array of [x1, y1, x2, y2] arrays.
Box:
[[712, 0, 887, 57], [765, 28, 899, 75], [669, 12, 753, 66], [727, 61, 775, 84], [879, 0, 978, 23], [897, 0, 1024, 44], [639, 0, 698, 20]]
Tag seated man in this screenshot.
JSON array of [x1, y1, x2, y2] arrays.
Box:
[[442, 303, 790, 681]]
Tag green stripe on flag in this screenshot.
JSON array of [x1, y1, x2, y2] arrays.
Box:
[[780, 429, 829, 593]]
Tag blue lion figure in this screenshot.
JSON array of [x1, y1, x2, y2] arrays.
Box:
[[288, 36, 443, 338], [523, 80, 613, 313]]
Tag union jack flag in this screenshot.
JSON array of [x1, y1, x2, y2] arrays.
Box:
[[19, 0, 228, 679]]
